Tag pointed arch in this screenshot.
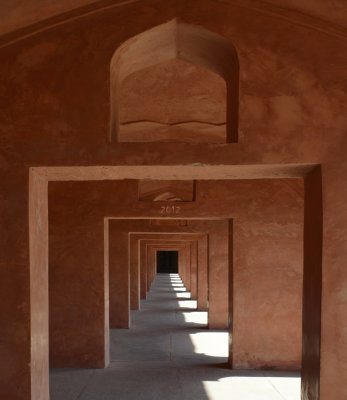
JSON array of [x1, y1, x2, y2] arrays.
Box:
[[110, 19, 239, 143]]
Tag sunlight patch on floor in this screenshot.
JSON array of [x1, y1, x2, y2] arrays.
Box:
[[178, 300, 196, 308], [189, 332, 229, 357], [181, 311, 208, 324], [262, 375, 301, 400], [176, 291, 190, 297], [203, 375, 300, 400]]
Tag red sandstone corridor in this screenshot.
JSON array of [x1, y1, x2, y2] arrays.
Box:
[[50, 273, 300, 400], [1, 1, 346, 400]]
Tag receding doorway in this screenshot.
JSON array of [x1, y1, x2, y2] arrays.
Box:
[[157, 250, 179, 273]]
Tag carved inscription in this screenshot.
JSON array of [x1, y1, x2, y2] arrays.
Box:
[[160, 205, 181, 215]]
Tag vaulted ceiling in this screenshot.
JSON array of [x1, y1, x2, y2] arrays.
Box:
[[1, 0, 346, 40]]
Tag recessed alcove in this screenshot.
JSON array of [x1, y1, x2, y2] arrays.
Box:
[[110, 19, 239, 143], [119, 59, 227, 143]]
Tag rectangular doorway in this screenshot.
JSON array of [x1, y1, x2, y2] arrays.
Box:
[[157, 251, 179, 273]]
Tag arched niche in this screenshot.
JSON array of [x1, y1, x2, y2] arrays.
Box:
[[153, 192, 183, 201], [138, 179, 195, 202], [110, 19, 239, 143]]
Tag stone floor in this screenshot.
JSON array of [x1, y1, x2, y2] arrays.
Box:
[[50, 273, 301, 400]]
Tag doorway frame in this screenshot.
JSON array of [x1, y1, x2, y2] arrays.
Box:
[[29, 163, 321, 400]]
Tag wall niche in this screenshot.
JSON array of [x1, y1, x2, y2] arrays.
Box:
[[138, 180, 195, 202], [110, 19, 239, 143]]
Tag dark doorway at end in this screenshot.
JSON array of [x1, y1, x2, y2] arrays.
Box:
[[157, 251, 179, 273]]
